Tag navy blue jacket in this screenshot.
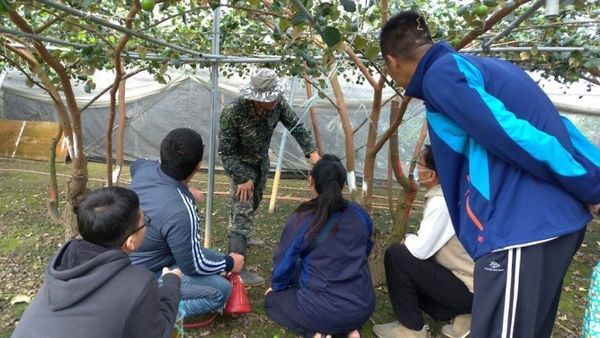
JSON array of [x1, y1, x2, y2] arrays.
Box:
[[406, 42, 600, 259], [129, 160, 233, 275], [271, 202, 375, 332]]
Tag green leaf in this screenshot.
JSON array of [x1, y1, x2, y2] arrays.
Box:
[[530, 45, 539, 56], [322, 26, 341, 48], [341, 0, 356, 13], [317, 2, 333, 17], [271, 0, 283, 11], [0, 0, 11, 13], [457, 4, 470, 16], [291, 11, 310, 25], [583, 58, 600, 69], [484, 0, 498, 7], [353, 35, 367, 50], [301, 51, 317, 67], [289, 65, 303, 76], [137, 46, 147, 60], [300, 0, 313, 9], [154, 74, 167, 84], [365, 45, 380, 60], [278, 18, 291, 33]]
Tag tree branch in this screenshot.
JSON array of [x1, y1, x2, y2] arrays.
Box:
[[8, 8, 88, 203], [79, 67, 147, 114], [582, 75, 600, 86], [372, 96, 412, 154], [106, 2, 140, 185], [456, 0, 531, 50], [344, 45, 378, 88], [35, 15, 63, 34], [0, 45, 50, 95]]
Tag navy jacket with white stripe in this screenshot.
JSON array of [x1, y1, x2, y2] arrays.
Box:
[[270, 203, 375, 332], [129, 160, 233, 275], [406, 42, 600, 259]]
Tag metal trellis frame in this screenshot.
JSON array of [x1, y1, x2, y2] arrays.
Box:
[[483, 0, 546, 51], [204, 5, 221, 248]]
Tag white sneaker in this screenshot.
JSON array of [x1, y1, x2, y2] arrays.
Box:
[[441, 314, 471, 338], [373, 321, 429, 338]]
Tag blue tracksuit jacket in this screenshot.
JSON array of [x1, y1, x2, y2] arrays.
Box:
[[129, 160, 233, 275], [405, 42, 600, 259], [271, 202, 375, 332]]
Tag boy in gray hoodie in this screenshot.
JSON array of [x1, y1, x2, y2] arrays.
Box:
[[12, 187, 182, 338]]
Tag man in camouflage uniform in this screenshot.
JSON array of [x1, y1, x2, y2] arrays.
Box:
[[219, 68, 320, 285]]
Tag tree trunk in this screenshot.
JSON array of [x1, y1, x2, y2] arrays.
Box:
[[368, 226, 388, 286], [106, 4, 139, 186], [329, 74, 357, 195], [114, 78, 127, 184], [369, 99, 424, 285], [305, 80, 324, 155], [4, 12, 88, 237], [47, 125, 62, 222], [363, 76, 386, 213]]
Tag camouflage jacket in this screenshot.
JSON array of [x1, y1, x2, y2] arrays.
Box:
[[218, 97, 317, 184]]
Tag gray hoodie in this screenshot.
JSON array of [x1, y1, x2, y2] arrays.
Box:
[[12, 239, 180, 338]]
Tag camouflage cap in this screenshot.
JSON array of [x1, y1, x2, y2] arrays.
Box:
[[240, 68, 286, 103]]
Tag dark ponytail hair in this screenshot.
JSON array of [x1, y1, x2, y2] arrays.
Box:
[[295, 154, 348, 240]]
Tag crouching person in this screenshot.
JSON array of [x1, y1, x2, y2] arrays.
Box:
[[265, 155, 375, 338], [373, 146, 474, 338], [12, 187, 182, 338]]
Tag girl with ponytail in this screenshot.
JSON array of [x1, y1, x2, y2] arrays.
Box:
[[265, 155, 375, 338]]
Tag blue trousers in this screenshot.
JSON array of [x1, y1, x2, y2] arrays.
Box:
[[180, 274, 231, 316], [160, 273, 231, 317]]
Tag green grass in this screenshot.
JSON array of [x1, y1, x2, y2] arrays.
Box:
[[0, 238, 21, 255], [0, 157, 597, 337]]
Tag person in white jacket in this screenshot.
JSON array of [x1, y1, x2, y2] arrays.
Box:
[[374, 145, 474, 338]]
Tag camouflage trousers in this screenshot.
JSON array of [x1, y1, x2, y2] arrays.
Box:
[[228, 172, 267, 239]]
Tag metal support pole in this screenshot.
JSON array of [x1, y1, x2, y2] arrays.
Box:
[[0, 27, 88, 48], [545, 0, 559, 18], [463, 46, 586, 53], [483, 0, 546, 49], [204, 5, 220, 248], [268, 77, 298, 213]]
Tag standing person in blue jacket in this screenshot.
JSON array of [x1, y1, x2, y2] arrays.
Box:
[[380, 10, 600, 338], [264, 155, 375, 338], [130, 128, 244, 317]]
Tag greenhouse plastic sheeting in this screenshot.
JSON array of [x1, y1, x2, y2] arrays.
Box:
[[1, 69, 598, 180]]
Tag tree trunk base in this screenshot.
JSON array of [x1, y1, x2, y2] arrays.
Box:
[[369, 227, 388, 286]]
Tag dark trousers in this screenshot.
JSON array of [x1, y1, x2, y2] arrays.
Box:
[[264, 288, 359, 338], [384, 244, 473, 331], [471, 227, 586, 338], [265, 288, 316, 338]]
